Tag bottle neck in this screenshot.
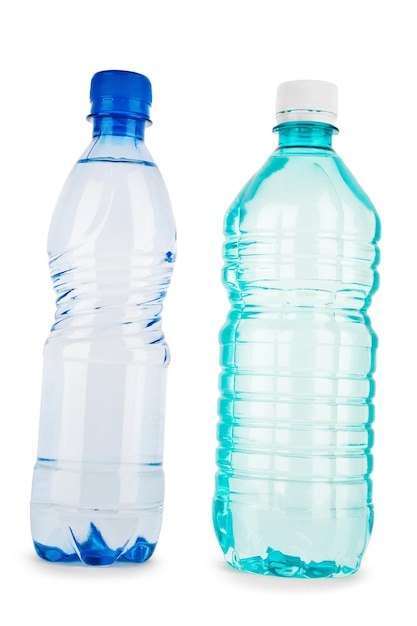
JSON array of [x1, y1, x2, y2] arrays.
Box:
[[91, 115, 147, 140], [275, 121, 337, 149]]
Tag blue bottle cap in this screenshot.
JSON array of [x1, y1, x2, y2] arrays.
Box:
[[89, 70, 152, 123]]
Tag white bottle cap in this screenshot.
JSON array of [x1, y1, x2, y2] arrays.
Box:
[[275, 80, 338, 125]]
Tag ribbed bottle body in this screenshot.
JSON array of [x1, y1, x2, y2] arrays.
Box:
[[213, 144, 379, 577], [31, 141, 176, 565]]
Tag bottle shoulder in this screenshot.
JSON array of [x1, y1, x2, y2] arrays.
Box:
[[225, 149, 380, 243], [47, 139, 176, 259], [238, 149, 376, 211]]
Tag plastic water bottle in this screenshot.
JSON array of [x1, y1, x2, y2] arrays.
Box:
[[30, 70, 176, 566], [213, 80, 380, 578]]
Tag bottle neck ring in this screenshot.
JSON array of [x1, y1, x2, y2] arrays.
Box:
[[274, 121, 337, 149]]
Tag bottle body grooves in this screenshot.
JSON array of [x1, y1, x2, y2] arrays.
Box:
[[213, 149, 379, 578]]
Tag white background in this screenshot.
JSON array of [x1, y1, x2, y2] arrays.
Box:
[[0, 1, 415, 623]]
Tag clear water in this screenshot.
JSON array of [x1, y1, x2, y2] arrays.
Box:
[[213, 123, 380, 578], [31, 135, 176, 565]]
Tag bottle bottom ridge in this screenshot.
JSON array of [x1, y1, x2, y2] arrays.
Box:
[[31, 503, 161, 566], [33, 530, 156, 565], [224, 547, 360, 578]]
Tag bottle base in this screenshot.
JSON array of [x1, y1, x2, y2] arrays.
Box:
[[33, 523, 156, 566], [31, 502, 161, 566], [213, 497, 370, 579], [224, 547, 359, 579]]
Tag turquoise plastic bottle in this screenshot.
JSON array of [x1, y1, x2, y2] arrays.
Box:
[[213, 80, 380, 578]]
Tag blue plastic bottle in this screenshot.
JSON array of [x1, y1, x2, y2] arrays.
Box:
[[30, 70, 176, 566], [213, 80, 380, 578]]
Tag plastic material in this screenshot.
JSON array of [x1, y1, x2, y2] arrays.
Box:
[[30, 70, 176, 566], [213, 82, 379, 578], [276, 79, 338, 125]]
